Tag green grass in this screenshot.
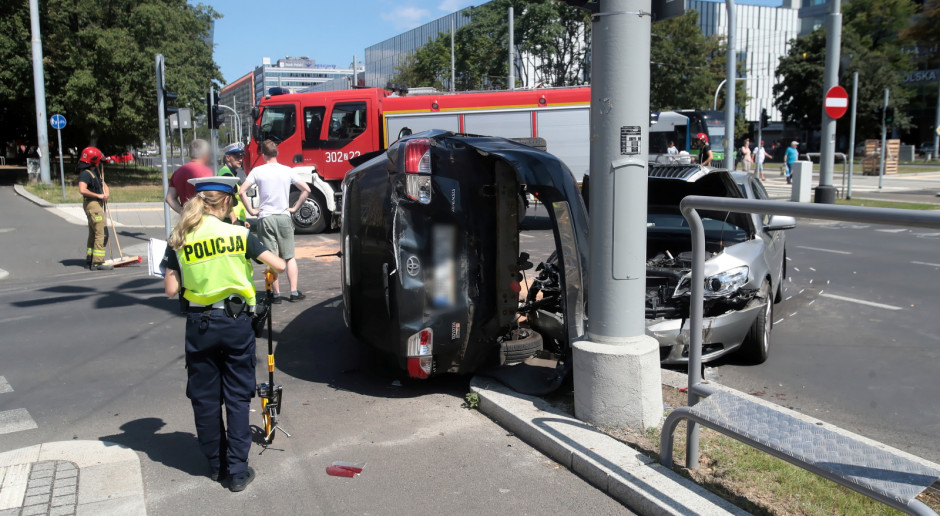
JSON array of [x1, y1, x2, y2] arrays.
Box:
[[23, 162, 166, 204], [836, 198, 940, 210]]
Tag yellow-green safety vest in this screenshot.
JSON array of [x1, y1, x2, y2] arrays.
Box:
[[217, 166, 249, 222], [177, 215, 257, 306]]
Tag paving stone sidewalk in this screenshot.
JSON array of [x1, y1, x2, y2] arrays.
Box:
[[0, 441, 145, 516]]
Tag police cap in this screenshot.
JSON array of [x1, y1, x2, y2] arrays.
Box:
[[188, 176, 240, 193]]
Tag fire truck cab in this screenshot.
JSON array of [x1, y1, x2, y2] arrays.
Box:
[[246, 87, 591, 233]]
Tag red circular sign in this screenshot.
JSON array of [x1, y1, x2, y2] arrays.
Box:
[[824, 86, 849, 119]]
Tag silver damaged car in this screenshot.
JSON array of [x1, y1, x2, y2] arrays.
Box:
[[644, 165, 795, 365]]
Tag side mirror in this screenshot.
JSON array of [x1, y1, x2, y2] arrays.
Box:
[[766, 215, 796, 231], [250, 107, 260, 121]]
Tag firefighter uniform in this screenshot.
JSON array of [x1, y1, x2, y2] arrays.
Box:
[[163, 176, 269, 487], [77, 147, 110, 269]]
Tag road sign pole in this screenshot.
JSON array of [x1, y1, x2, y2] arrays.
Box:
[[724, 0, 736, 170], [572, 0, 663, 431], [934, 78, 939, 161], [879, 88, 889, 189], [156, 54, 172, 238], [57, 128, 65, 200], [847, 72, 858, 199], [816, 0, 841, 204]]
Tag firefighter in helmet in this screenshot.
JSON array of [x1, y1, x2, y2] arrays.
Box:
[[77, 147, 112, 270]]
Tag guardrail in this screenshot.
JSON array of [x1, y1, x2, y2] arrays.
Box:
[[660, 196, 940, 516]]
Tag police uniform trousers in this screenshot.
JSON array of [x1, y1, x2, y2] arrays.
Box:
[[83, 199, 108, 264], [185, 309, 256, 476]]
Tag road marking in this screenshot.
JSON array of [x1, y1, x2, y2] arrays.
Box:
[[876, 228, 907, 233], [0, 408, 38, 435], [809, 267, 816, 272], [0, 228, 13, 233], [774, 319, 784, 325], [0, 315, 33, 325], [819, 292, 902, 311], [519, 234, 534, 239], [793, 267, 800, 272], [0, 376, 11, 394], [911, 260, 940, 268], [796, 245, 852, 255]]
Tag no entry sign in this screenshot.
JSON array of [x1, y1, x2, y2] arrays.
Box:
[[824, 86, 849, 119]]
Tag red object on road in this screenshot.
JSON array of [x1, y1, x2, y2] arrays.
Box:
[[824, 86, 849, 119], [326, 461, 364, 478]]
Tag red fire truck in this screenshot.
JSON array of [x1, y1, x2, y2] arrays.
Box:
[[245, 87, 591, 233]]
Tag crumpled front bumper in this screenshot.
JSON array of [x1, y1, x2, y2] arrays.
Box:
[[647, 303, 762, 364]]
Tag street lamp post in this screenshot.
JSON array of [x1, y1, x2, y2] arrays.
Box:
[[713, 78, 747, 111], [218, 104, 240, 143]]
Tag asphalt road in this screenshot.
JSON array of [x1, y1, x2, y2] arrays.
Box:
[[0, 177, 630, 515]]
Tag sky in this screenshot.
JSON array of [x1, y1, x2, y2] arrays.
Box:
[[209, 0, 783, 85], [210, 0, 483, 84]]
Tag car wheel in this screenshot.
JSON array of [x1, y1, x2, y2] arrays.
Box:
[[290, 190, 328, 234], [500, 329, 543, 365], [741, 281, 772, 364]]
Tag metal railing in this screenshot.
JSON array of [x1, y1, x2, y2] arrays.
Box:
[[661, 196, 940, 516]]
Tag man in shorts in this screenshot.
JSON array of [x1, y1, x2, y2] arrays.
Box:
[[240, 140, 312, 303]]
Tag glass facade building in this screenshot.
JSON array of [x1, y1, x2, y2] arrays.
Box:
[[251, 57, 362, 105], [365, 10, 474, 89]]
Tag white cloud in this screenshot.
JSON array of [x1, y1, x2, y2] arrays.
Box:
[[380, 6, 432, 30]]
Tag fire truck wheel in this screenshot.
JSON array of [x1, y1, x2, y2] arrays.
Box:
[[290, 190, 328, 234]]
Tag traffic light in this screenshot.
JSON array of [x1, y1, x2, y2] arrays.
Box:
[[760, 108, 769, 128], [207, 90, 225, 129], [884, 107, 895, 125], [164, 90, 179, 116], [873, 106, 883, 122]]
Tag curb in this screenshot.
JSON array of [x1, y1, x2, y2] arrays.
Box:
[[12, 184, 54, 208], [470, 377, 749, 516], [0, 440, 146, 515]]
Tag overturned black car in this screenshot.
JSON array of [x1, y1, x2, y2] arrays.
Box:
[[340, 131, 589, 379]]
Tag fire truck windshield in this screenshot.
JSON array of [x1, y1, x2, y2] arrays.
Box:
[[259, 105, 296, 144]]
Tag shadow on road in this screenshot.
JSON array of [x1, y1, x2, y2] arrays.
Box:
[[99, 417, 204, 477], [275, 295, 469, 400], [0, 168, 27, 186], [11, 278, 177, 314]]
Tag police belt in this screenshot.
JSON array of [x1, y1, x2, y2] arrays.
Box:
[[188, 296, 256, 315]]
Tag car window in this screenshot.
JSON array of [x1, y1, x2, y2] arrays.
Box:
[[328, 102, 368, 142], [259, 105, 296, 144], [303, 106, 326, 149]]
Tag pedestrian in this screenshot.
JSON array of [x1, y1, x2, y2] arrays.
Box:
[[667, 141, 679, 155], [76, 147, 112, 271], [785, 141, 799, 184], [740, 138, 753, 173], [166, 139, 214, 214], [694, 133, 713, 166], [162, 176, 286, 492], [754, 140, 767, 181], [218, 143, 250, 227], [238, 140, 312, 304]]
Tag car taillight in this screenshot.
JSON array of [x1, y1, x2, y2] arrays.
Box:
[[403, 138, 432, 204], [406, 328, 433, 379]]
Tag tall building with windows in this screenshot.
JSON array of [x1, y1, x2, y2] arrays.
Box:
[[251, 57, 363, 105], [690, 0, 800, 122], [219, 72, 254, 145]]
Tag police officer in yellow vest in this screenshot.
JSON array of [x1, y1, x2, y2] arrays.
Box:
[[218, 143, 249, 227], [162, 176, 285, 492]]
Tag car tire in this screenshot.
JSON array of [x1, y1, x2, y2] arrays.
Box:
[[741, 281, 772, 364], [500, 329, 543, 366], [290, 190, 328, 234]]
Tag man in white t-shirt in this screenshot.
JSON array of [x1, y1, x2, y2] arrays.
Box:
[[754, 140, 767, 181], [240, 140, 312, 303]]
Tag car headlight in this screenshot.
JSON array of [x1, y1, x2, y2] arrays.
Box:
[[673, 266, 749, 298]]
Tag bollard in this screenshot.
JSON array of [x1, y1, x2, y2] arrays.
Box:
[[791, 161, 813, 202]]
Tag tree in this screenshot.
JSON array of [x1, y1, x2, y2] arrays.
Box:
[[904, 0, 940, 47], [774, 0, 915, 140], [392, 34, 453, 90], [0, 0, 220, 154]]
